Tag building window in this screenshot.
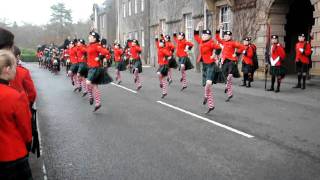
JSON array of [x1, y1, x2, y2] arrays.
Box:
[[134, 0, 138, 14], [141, 30, 145, 47], [123, 3, 126, 18], [141, 0, 144, 12], [184, 13, 193, 41], [219, 6, 232, 32], [128, 0, 132, 16]]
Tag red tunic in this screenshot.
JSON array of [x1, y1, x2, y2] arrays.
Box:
[[194, 31, 221, 64], [86, 42, 110, 68], [270, 43, 286, 67], [215, 32, 242, 62], [238, 44, 255, 65], [10, 65, 37, 105], [129, 45, 142, 60], [155, 40, 171, 65], [0, 81, 32, 162], [165, 41, 175, 56], [69, 47, 78, 64], [295, 41, 312, 64], [77, 45, 87, 63], [113, 47, 123, 62], [173, 35, 193, 58]]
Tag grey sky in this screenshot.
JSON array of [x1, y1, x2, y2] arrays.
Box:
[[0, 0, 104, 25]]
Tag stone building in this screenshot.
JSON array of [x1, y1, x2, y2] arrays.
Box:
[[92, 0, 320, 74]]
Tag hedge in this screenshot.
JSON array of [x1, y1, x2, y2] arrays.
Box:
[[21, 48, 37, 62]]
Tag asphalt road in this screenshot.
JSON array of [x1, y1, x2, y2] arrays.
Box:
[[27, 63, 320, 180]]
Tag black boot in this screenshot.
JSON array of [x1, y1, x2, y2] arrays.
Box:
[[302, 76, 306, 90], [267, 76, 275, 91], [275, 80, 281, 93], [241, 75, 247, 87], [293, 75, 301, 88], [246, 81, 251, 88]]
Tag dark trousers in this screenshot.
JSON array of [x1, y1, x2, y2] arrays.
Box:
[[0, 156, 33, 180]]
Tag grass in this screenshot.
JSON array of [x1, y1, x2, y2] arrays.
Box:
[[21, 48, 37, 62]]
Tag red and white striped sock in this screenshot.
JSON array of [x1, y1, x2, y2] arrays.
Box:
[[227, 74, 233, 97], [162, 76, 168, 95], [81, 78, 87, 93], [134, 68, 142, 87], [73, 75, 79, 88], [181, 67, 187, 87], [204, 83, 209, 99], [206, 84, 215, 108], [93, 85, 101, 106], [87, 84, 93, 99]]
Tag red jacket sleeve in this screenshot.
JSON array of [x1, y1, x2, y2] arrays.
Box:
[[304, 43, 312, 56], [194, 30, 201, 44], [278, 45, 286, 60], [185, 41, 194, 49], [14, 93, 32, 144], [22, 70, 37, 104]]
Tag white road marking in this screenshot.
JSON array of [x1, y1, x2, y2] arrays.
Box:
[[111, 83, 137, 94], [142, 65, 152, 68], [157, 101, 254, 139]]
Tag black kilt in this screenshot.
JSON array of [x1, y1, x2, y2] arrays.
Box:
[[168, 57, 178, 69], [202, 63, 225, 86], [179, 57, 194, 71], [115, 61, 127, 71], [270, 66, 286, 77], [296, 61, 309, 73], [157, 65, 169, 76], [77, 62, 88, 77], [132, 59, 143, 73], [70, 63, 79, 74], [241, 62, 253, 74], [222, 59, 240, 78], [87, 67, 113, 85]]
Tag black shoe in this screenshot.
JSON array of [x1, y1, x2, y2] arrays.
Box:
[[180, 78, 183, 82], [134, 78, 137, 83], [160, 84, 163, 88], [72, 81, 75, 86], [161, 93, 167, 99], [301, 85, 306, 90], [168, 79, 173, 85], [167, 77, 170, 82], [73, 87, 79, 92], [205, 107, 215, 114], [93, 104, 101, 112], [181, 86, 187, 91], [82, 92, 88, 97], [275, 89, 280, 93], [225, 95, 233, 102], [137, 86, 142, 91], [267, 88, 274, 91], [118, 81, 122, 85], [203, 97, 208, 105], [89, 98, 94, 105], [224, 88, 228, 93], [78, 87, 82, 92], [293, 84, 301, 88]]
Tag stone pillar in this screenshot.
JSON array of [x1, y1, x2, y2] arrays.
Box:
[[311, 0, 320, 70]]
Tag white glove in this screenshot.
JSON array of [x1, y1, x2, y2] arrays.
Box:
[[299, 48, 304, 53]]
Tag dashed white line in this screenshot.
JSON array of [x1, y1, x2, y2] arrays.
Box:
[[157, 101, 254, 139], [111, 83, 137, 94]]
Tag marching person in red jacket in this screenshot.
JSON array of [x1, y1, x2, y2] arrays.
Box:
[[68, 40, 79, 91], [155, 37, 172, 98], [267, 35, 286, 93], [113, 42, 124, 84], [161, 34, 176, 84], [129, 39, 143, 90], [194, 21, 221, 114], [238, 37, 255, 88], [76, 39, 89, 96], [173, 32, 194, 91], [293, 33, 312, 89], [215, 25, 242, 102], [0, 50, 33, 180], [86, 31, 112, 112]]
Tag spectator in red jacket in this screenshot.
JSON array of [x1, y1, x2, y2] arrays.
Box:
[[0, 49, 33, 180]]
